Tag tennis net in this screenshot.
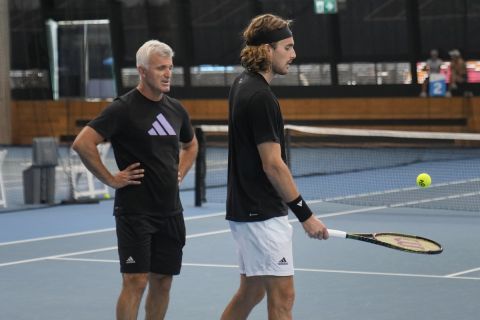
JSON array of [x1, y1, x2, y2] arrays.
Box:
[[194, 125, 480, 213]]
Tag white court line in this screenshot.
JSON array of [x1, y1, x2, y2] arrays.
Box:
[[0, 206, 371, 248], [293, 267, 480, 280], [0, 246, 117, 268], [445, 267, 480, 278], [46, 258, 480, 281], [186, 229, 230, 238], [0, 201, 474, 279], [0, 228, 233, 268], [0, 211, 226, 247], [0, 228, 116, 247], [1, 185, 475, 248], [184, 211, 225, 220], [52, 257, 117, 263], [0, 207, 361, 247]]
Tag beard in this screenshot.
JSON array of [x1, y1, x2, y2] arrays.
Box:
[[272, 61, 290, 76]]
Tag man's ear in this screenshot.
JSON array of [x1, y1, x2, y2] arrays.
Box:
[[137, 66, 146, 78]]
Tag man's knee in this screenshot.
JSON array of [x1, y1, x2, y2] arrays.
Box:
[[244, 285, 266, 305], [271, 287, 295, 309], [149, 274, 173, 294], [122, 273, 149, 294], [266, 277, 295, 313]]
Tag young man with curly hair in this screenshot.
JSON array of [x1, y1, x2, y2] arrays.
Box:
[[221, 14, 329, 320]]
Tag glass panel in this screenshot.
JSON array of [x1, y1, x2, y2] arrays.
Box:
[[338, 63, 376, 85], [189, 64, 332, 87], [53, 20, 116, 99], [299, 64, 332, 85], [416, 61, 450, 84], [9, 70, 50, 89], [121, 67, 184, 88], [376, 62, 411, 84], [467, 61, 480, 83], [191, 65, 234, 86], [417, 60, 480, 85]]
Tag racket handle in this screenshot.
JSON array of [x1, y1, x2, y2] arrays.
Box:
[[327, 229, 347, 238]]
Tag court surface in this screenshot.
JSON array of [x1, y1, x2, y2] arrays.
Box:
[[1, 189, 479, 320]]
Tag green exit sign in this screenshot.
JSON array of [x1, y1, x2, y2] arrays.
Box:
[[314, 0, 337, 14]]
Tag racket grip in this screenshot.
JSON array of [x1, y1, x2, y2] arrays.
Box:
[[327, 229, 347, 238]]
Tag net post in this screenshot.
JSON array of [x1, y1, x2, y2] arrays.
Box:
[[194, 127, 206, 207]]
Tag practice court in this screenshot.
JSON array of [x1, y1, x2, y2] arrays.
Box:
[[1, 189, 478, 320]]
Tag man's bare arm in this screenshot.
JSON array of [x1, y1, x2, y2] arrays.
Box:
[[257, 141, 328, 239], [72, 126, 144, 189], [178, 135, 198, 184]]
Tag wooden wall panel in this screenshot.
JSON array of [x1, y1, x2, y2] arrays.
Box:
[[10, 97, 480, 145], [181, 99, 228, 120]]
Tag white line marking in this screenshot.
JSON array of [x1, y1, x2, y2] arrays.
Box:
[[46, 258, 480, 281], [1, 184, 474, 248], [445, 267, 480, 278], [0, 246, 117, 267], [182, 262, 238, 268], [184, 211, 225, 220], [293, 267, 480, 280], [0, 212, 226, 247], [51, 257, 117, 263], [0, 228, 234, 268], [0, 228, 116, 247], [313, 206, 388, 219], [0, 202, 473, 280], [186, 229, 230, 238]]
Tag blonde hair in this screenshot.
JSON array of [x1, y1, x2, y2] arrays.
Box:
[[240, 14, 292, 73], [136, 40, 174, 68]]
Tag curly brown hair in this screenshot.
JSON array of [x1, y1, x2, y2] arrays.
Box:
[[240, 14, 292, 73]]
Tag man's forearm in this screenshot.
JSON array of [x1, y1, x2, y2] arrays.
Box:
[[74, 143, 114, 187], [178, 141, 198, 181], [263, 161, 299, 203]]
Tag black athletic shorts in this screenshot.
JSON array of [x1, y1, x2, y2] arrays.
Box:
[[115, 214, 186, 275]]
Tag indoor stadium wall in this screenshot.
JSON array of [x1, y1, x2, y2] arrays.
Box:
[[10, 97, 480, 145]]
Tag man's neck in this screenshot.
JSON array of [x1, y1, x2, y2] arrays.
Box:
[[136, 83, 163, 101], [258, 69, 274, 84]]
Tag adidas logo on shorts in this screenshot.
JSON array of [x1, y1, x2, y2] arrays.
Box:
[[126, 256, 136, 264], [278, 257, 288, 265]]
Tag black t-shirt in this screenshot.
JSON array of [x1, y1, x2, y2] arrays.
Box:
[[88, 89, 194, 217], [226, 71, 288, 222]]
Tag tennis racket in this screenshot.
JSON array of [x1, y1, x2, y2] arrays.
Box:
[[328, 229, 443, 254]]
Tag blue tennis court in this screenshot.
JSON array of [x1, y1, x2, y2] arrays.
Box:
[[1, 189, 478, 319]]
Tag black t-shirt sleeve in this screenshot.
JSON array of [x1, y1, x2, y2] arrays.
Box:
[[87, 99, 126, 139], [249, 90, 280, 145], [179, 107, 194, 143]]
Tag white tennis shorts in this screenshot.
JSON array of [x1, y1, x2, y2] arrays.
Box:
[[229, 215, 294, 277]]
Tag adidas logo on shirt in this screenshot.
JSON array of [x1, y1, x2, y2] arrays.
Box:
[[278, 257, 288, 265], [148, 113, 176, 136], [126, 256, 136, 264]]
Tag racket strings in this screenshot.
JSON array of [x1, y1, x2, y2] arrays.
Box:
[[374, 234, 442, 252]]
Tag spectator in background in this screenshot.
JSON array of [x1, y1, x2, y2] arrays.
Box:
[[447, 49, 468, 97], [420, 49, 443, 97]]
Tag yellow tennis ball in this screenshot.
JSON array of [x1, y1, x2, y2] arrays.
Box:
[[104, 193, 111, 199], [416, 173, 431, 188]]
